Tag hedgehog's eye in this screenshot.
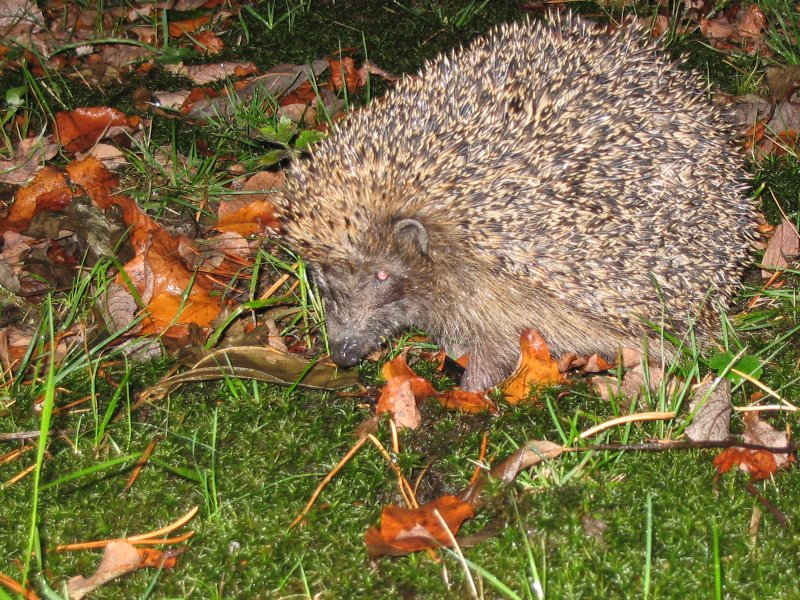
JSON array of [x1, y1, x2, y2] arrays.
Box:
[[375, 269, 391, 282]]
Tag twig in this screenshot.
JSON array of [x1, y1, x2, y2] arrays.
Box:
[[579, 411, 675, 439], [56, 506, 198, 551], [0, 429, 74, 441], [290, 430, 419, 528], [290, 435, 371, 528], [746, 480, 789, 527]]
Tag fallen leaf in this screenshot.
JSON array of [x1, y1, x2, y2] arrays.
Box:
[[365, 495, 475, 559], [437, 389, 497, 414], [743, 412, 792, 468], [55, 107, 136, 154], [593, 361, 668, 410], [761, 216, 799, 278], [1, 166, 72, 233], [374, 354, 436, 429], [328, 57, 360, 93], [139, 345, 359, 404], [214, 200, 280, 236], [66, 541, 177, 600], [713, 447, 778, 480], [501, 329, 562, 404], [487, 440, 564, 484], [460, 439, 564, 507], [685, 378, 732, 442], [377, 378, 421, 430], [713, 413, 793, 480]]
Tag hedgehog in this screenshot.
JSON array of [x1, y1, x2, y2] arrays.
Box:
[[273, 11, 755, 392]]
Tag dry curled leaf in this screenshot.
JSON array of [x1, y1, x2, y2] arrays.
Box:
[[685, 378, 732, 442], [713, 412, 793, 480], [67, 541, 178, 600], [743, 412, 792, 468], [761, 216, 799, 278]]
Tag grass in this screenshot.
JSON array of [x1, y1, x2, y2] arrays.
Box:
[[1, 0, 799, 598]]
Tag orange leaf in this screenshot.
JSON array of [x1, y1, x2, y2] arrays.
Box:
[[55, 107, 132, 154], [328, 57, 360, 93], [376, 377, 421, 429], [713, 447, 780, 480], [168, 15, 212, 37], [437, 389, 497, 414], [381, 354, 416, 380], [365, 495, 475, 559], [2, 166, 72, 233], [501, 329, 563, 404], [214, 200, 279, 236], [381, 355, 437, 398]]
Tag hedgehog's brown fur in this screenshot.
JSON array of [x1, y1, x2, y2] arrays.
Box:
[[274, 11, 756, 391]]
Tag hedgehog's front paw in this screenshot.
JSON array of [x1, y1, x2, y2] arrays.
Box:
[[460, 353, 515, 393]]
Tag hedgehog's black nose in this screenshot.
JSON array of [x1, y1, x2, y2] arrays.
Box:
[[329, 341, 362, 368]]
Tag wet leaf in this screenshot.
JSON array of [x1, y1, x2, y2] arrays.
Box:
[[54, 107, 136, 154], [713, 413, 793, 480], [376, 378, 421, 430], [437, 389, 497, 414], [743, 412, 792, 469]]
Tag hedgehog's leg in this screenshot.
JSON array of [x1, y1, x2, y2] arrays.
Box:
[[460, 345, 519, 392]]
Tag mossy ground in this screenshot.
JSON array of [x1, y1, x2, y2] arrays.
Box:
[[1, 1, 799, 598]]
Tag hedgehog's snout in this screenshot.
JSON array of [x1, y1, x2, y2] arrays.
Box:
[[329, 337, 367, 368]]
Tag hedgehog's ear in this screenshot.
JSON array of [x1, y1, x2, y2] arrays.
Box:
[[393, 218, 429, 256]]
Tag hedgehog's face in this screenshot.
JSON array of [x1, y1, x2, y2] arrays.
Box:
[[311, 257, 422, 368], [310, 217, 433, 368]]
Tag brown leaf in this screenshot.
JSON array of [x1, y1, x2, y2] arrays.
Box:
[[765, 65, 800, 101], [593, 362, 668, 410], [761, 216, 799, 278], [1, 167, 72, 233], [167, 15, 211, 37], [488, 440, 564, 484], [365, 495, 475, 559], [713, 413, 793, 480], [437, 389, 497, 414], [328, 57, 360, 93], [713, 447, 778, 480], [193, 30, 224, 55], [376, 378, 421, 430], [743, 412, 792, 468], [55, 107, 134, 154], [582, 353, 614, 373], [66, 541, 177, 600], [381, 354, 437, 399], [501, 329, 562, 404], [214, 200, 280, 236], [460, 439, 564, 508], [685, 378, 732, 442]]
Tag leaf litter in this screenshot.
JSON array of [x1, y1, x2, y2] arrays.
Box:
[[0, 0, 799, 595]]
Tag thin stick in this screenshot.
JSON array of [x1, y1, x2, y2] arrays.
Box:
[[4, 463, 36, 487], [123, 437, 160, 493], [0, 429, 73, 442], [731, 369, 797, 410], [290, 435, 371, 528], [579, 411, 675, 439]]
